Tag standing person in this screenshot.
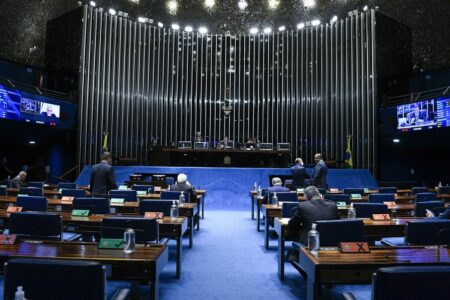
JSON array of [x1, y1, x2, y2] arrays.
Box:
[[89, 152, 117, 197], [290, 158, 310, 189], [11, 171, 27, 189], [0, 157, 13, 181], [311, 153, 328, 189]]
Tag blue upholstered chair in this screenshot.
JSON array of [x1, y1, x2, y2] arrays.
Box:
[[368, 193, 395, 203], [382, 220, 450, 246], [281, 202, 298, 218], [378, 187, 397, 194], [139, 200, 173, 216], [283, 179, 293, 189], [324, 193, 351, 205], [268, 192, 297, 204], [57, 182, 77, 190], [165, 176, 175, 186], [415, 192, 437, 202], [343, 188, 365, 195], [19, 187, 43, 196], [16, 195, 48, 212], [61, 188, 86, 198], [438, 186, 450, 194], [73, 197, 110, 214], [132, 184, 155, 194], [109, 189, 137, 202], [415, 201, 445, 217], [411, 187, 428, 195], [102, 217, 159, 243], [353, 203, 388, 218], [317, 188, 327, 195], [3, 258, 130, 300], [9, 212, 62, 241], [0, 186, 6, 196], [161, 191, 183, 200], [27, 181, 44, 189]]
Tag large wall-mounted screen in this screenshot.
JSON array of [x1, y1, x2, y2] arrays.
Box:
[[397, 97, 450, 132]]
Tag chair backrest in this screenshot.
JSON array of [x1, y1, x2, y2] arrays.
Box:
[[27, 181, 44, 189], [4, 258, 106, 300], [61, 189, 86, 198], [132, 184, 155, 193], [160, 191, 182, 200], [139, 200, 173, 216], [283, 179, 293, 188], [343, 188, 365, 195], [57, 182, 77, 190], [317, 188, 327, 195], [16, 196, 48, 212], [315, 219, 364, 246], [432, 206, 447, 216], [438, 186, 450, 195], [415, 192, 437, 202], [324, 193, 351, 205], [72, 197, 110, 214], [368, 193, 395, 203], [108, 189, 137, 202], [372, 266, 450, 300], [415, 201, 445, 217], [165, 177, 175, 186], [378, 187, 397, 194], [412, 187, 428, 195], [353, 203, 388, 218], [405, 220, 450, 245], [101, 217, 159, 243], [0, 186, 6, 196], [19, 187, 43, 196], [9, 212, 62, 240], [281, 202, 298, 218], [268, 192, 297, 204]]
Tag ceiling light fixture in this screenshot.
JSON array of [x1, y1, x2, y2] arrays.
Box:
[[297, 23, 305, 29], [171, 23, 180, 30], [108, 8, 116, 15], [238, 0, 248, 10], [249, 27, 259, 34], [311, 19, 321, 26], [278, 26, 286, 32], [199, 26, 208, 34]]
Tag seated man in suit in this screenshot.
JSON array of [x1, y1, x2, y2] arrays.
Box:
[[89, 152, 117, 197], [11, 171, 27, 189], [268, 177, 290, 194], [287, 186, 340, 261], [311, 153, 328, 189], [170, 173, 197, 203], [290, 158, 310, 190]]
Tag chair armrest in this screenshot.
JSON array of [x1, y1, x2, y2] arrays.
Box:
[[111, 288, 131, 300], [292, 241, 306, 250], [340, 292, 357, 300]]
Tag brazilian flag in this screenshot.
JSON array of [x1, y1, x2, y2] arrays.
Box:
[[102, 132, 109, 153], [345, 135, 353, 169]]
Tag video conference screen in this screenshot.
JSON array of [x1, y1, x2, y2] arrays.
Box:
[[0, 84, 71, 127], [397, 97, 450, 132]]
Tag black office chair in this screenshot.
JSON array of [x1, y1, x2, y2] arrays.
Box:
[[57, 182, 77, 190], [101, 217, 160, 244], [368, 193, 395, 203], [438, 186, 450, 194], [268, 192, 297, 204], [72, 197, 110, 214], [16, 195, 48, 211], [19, 187, 43, 196], [415, 192, 437, 202], [411, 187, 428, 195], [139, 200, 173, 216], [415, 201, 445, 217], [382, 220, 450, 246], [353, 203, 388, 218], [281, 202, 298, 218], [27, 181, 44, 189], [343, 188, 365, 195], [378, 187, 397, 194], [160, 191, 183, 200]]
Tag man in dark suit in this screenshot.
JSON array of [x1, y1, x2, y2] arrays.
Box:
[[268, 177, 290, 194], [287, 186, 340, 261], [311, 153, 328, 189], [290, 158, 310, 189], [11, 171, 27, 189], [170, 173, 197, 203], [89, 152, 117, 197]]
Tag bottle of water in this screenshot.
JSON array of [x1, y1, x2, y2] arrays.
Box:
[[179, 192, 186, 204], [14, 286, 26, 300], [171, 200, 179, 220], [308, 223, 320, 255], [257, 185, 262, 197], [123, 228, 135, 254], [253, 182, 257, 191], [272, 193, 278, 206], [348, 203, 356, 219], [167, 185, 171, 191]]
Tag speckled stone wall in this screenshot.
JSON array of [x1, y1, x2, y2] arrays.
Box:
[[0, 0, 448, 71]]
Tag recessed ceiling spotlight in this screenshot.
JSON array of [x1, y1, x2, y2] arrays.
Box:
[[278, 26, 286, 32], [185, 26, 193, 32], [108, 8, 116, 15], [393, 139, 400, 143], [297, 23, 305, 29], [204, 0, 215, 9], [311, 19, 321, 26], [157, 22, 164, 28], [89, 1, 96, 7], [166, 0, 178, 15], [363, 5, 369, 11], [198, 27, 208, 34], [249, 27, 259, 34], [263, 27, 272, 34], [268, 0, 280, 10], [303, 0, 315, 8], [238, 0, 248, 10], [171, 23, 180, 30], [138, 17, 146, 23], [330, 15, 338, 24], [29, 141, 36, 145]]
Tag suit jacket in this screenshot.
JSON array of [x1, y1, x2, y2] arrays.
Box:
[[267, 185, 290, 194], [288, 198, 340, 244], [170, 182, 197, 203], [90, 162, 117, 196], [311, 160, 328, 189], [11, 175, 24, 189], [291, 164, 310, 189]]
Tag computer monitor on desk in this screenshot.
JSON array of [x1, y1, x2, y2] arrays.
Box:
[[277, 143, 290, 151], [259, 143, 273, 150], [178, 141, 192, 149], [194, 142, 209, 149]]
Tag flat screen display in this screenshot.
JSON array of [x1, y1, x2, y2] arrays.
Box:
[[397, 97, 450, 132]]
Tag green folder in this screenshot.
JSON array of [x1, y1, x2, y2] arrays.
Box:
[[71, 209, 90, 217], [351, 194, 362, 199], [98, 238, 124, 249]]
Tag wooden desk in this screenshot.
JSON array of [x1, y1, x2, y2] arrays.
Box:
[[273, 217, 423, 280], [298, 246, 450, 300], [0, 241, 168, 300]]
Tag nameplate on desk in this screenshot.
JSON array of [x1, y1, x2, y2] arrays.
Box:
[[118, 185, 128, 190], [136, 191, 147, 196], [364, 188, 369, 193], [383, 201, 395, 207], [110, 198, 125, 204], [296, 188, 304, 193], [6, 206, 22, 217], [154, 186, 161, 192], [329, 188, 339, 193], [351, 194, 362, 199], [98, 238, 124, 249], [61, 196, 74, 202], [339, 242, 370, 253], [336, 202, 347, 207], [72, 209, 90, 217], [145, 212, 164, 219], [17, 194, 28, 197], [372, 214, 391, 221], [0, 234, 17, 245]]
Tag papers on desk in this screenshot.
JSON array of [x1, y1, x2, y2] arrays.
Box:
[[110, 198, 125, 204], [118, 185, 128, 190], [336, 202, 347, 207], [296, 188, 304, 193], [351, 194, 362, 199], [137, 191, 147, 196]]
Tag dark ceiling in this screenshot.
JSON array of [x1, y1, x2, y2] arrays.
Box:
[[0, 0, 449, 71]]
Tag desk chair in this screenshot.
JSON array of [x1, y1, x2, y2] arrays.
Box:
[[132, 184, 155, 194], [0, 186, 6, 196], [268, 192, 297, 204], [57, 182, 77, 190], [101, 217, 160, 244], [378, 187, 397, 194], [282, 202, 298, 218], [415, 201, 445, 217], [415, 192, 437, 202], [16, 195, 47, 212], [109, 189, 137, 202], [161, 191, 182, 200], [343, 188, 365, 195], [317, 188, 327, 195], [19, 187, 43, 197], [438, 186, 450, 194], [382, 220, 450, 246], [324, 193, 351, 205], [61, 188, 86, 198], [283, 179, 293, 189], [353, 203, 388, 218], [165, 177, 175, 186], [139, 200, 173, 216], [73, 197, 110, 214], [411, 187, 428, 195], [368, 193, 395, 203], [27, 181, 44, 189]]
